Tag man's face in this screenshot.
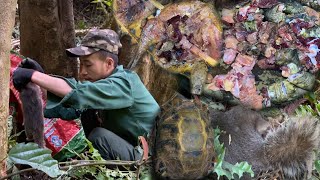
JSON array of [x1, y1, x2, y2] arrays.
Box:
[[79, 52, 115, 82]]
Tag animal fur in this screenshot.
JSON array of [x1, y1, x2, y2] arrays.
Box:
[[19, 82, 45, 148], [210, 106, 320, 179]]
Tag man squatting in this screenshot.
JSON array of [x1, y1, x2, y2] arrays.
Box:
[[13, 29, 161, 161]]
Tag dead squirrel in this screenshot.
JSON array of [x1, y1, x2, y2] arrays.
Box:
[[210, 106, 320, 179], [18, 58, 45, 148]]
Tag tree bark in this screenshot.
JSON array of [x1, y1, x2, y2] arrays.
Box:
[[19, 0, 78, 77], [0, 0, 18, 176]]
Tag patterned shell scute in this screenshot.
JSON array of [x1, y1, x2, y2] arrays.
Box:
[[155, 94, 214, 180]]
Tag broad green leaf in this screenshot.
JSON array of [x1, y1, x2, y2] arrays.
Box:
[[9, 143, 63, 177]]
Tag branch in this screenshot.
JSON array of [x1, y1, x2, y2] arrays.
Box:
[[0, 168, 34, 180], [59, 159, 137, 168], [59, 162, 134, 170]]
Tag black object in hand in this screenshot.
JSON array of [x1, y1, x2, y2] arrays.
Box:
[[13, 67, 35, 91], [19, 58, 44, 73]]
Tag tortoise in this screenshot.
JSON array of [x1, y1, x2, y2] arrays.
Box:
[[154, 93, 214, 179]]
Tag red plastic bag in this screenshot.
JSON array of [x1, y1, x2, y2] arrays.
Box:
[[9, 52, 86, 160]]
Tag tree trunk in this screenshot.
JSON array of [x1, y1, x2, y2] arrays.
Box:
[[19, 0, 77, 77], [0, 0, 17, 176]]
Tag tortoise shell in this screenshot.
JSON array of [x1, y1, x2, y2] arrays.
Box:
[[154, 94, 214, 179]]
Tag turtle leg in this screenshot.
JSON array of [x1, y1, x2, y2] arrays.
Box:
[[190, 61, 208, 95]]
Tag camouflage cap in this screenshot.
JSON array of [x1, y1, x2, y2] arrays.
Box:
[[66, 29, 122, 57]]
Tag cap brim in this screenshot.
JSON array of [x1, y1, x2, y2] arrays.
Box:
[[66, 46, 99, 57]]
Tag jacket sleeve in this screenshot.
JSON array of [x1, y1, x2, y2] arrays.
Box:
[[45, 75, 134, 111]]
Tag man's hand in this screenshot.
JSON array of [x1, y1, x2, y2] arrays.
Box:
[[13, 68, 35, 91], [19, 58, 44, 73]]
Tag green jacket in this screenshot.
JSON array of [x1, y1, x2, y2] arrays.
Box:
[[44, 65, 160, 145]]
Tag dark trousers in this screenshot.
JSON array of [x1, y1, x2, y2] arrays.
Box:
[[88, 127, 142, 161]]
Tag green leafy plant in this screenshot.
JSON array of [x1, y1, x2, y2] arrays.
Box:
[[3, 140, 148, 179], [296, 101, 320, 117], [57, 138, 140, 179], [85, 138, 104, 161], [211, 128, 254, 179], [76, 19, 87, 30], [89, 0, 114, 29], [8, 142, 63, 178]]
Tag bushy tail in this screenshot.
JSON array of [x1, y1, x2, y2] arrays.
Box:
[[20, 82, 45, 148], [264, 115, 320, 178]]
